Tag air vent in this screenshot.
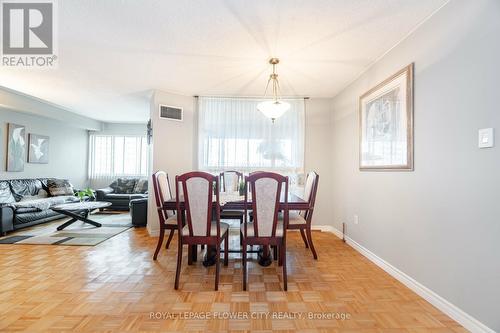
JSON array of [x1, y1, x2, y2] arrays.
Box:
[[159, 105, 183, 121]]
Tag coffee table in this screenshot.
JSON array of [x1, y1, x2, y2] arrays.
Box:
[[51, 201, 112, 231]]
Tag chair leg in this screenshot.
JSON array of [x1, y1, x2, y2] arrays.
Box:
[[306, 228, 318, 260], [278, 244, 282, 266], [224, 232, 229, 266], [242, 240, 247, 291], [281, 239, 287, 291], [174, 242, 183, 290], [300, 229, 309, 248], [273, 245, 278, 260], [215, 242, 221, 291], [153, 228, 164, 260], [165, 229, 175, 249], [188, 245, 193, 265], [239, 216, 243, 246], [201, 244, 205, 250]]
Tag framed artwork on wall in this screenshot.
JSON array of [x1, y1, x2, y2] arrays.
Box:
[[359, 63, 414, 171], [7, 123, 26, 172], [28, 134, 50, 164]]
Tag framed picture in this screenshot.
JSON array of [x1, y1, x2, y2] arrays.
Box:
[[359, 63, 414, 171], [28, 134, 50, 164], [7, 123, 26, 172]]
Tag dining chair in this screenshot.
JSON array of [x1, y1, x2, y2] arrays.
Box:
[[241, 172, 289, 291], [152, 171, 178, 260], [220, 171, 245, 244], [284, 171, 319, 259], [174, 171, 229, 290]]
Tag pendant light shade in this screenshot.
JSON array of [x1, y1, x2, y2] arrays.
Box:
[[257, 100, 290, 121]]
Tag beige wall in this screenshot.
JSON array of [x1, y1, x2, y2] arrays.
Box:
[[147, 94, 333, 233], [304, 98, 333, 226], [147, 90, 196, 235], [329, 0, 499, 330]]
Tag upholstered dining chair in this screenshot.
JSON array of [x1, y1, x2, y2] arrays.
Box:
[[283, 171, 319, 259], [152, 171, 178, 260], [241, 172, 289, 291], [174, 172, 229, 290], [220, 171, 245, 244]]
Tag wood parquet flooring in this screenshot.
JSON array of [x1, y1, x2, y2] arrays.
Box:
[[0, 216, 466, 332]]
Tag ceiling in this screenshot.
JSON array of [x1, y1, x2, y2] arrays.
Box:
[[0, 0, 448, 123]]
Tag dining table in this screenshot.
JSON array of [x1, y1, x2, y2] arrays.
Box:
[[162, 190, 308, 266]]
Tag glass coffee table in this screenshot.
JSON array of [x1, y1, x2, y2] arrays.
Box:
[[51, 201, 112, 231]]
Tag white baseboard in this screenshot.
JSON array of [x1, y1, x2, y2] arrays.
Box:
[[313, 225, 495, 333]]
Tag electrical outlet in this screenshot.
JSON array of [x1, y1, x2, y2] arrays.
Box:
[[353, 215, 359, 225]]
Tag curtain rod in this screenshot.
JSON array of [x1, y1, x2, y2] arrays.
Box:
[[193, 95, 309, 99]]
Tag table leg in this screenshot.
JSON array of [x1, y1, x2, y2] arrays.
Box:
[[56, 209, 102, 230], [258, 246, 272, 267], [191, 245, 197, 262]]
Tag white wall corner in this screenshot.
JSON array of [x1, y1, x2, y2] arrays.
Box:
[[317, 226, 495, 333]]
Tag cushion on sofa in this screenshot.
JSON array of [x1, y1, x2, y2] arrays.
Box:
[[0, 181, 15, 204], [133, 178, 148, 194], [47, 179, 74, 196], [9, 179, 44, 201], [14, 209, 62, 226], [105, 193, 146, 200], [109, 178, 137, 194]]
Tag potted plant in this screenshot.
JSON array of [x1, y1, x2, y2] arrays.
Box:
[[238, 181, 246, 196], [76, 188, 95, 202]]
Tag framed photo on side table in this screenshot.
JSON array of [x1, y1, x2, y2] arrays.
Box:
[[359, 63, 414, 171]]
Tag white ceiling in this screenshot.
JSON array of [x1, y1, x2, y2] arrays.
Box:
[[0, 0, 448, 123]]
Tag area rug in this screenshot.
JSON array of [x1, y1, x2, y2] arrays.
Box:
[[0, 213, 133, 246]]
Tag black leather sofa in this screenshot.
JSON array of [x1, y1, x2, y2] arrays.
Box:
[[0, 178, 79, 235], [95, 178, 148, 210]]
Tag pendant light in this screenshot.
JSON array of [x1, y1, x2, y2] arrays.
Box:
[[257, 58, 290, 123]]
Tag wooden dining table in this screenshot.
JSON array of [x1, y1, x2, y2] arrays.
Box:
[[162, 191, 308, 266]]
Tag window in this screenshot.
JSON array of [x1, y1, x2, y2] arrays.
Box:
[[198, 97, 305, 172], [89, 135, 148, 180]]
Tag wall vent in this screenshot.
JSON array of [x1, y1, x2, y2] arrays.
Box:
[[159, 105, 183, 121]]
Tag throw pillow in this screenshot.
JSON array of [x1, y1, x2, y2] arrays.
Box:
[[47, 179, 74, 197], [109, 178, 137, 194], [133, 178, 148, 194], [0, 181, 15, 204]]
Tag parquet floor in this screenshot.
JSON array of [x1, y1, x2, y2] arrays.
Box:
[[0, 215, 466, 332]]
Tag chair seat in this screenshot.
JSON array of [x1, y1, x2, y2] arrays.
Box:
[[241, 221, 283, 237], [182, 222, 229, 236], [279, 212, 306, 225], [165, 215, 178, 225]]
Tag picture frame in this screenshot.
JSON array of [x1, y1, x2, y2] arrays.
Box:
[[7, 123, 26, 172], [28, 134, 50, 164], [359, 63, 414, 171]]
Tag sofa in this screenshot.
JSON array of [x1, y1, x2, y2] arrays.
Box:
[[0, 178, 80, 235], [95, 178, 148, 210]]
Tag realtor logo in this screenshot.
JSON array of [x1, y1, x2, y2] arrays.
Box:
[[1, 0, 57, 67]]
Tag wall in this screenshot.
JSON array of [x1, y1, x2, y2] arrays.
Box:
[[329, 0, 499, 331], [304, 98, 333, 227], [147, 90, 196, 235], [0, 109, 89, 188], [96, 122, 147, 136]]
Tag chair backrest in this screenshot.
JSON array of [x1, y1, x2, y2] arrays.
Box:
[[244, 172, 288, 237], [152, 171, 174, 223], [176, 171, 221, 237], [300, 171, 319, 219], [220, 171, 242, 192]]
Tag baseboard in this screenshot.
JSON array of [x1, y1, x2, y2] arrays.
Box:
[[314, 225, 495, 333]]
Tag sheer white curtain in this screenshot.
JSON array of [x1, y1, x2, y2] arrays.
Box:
[[198, 97, 305, 173], [88, 134, 148, 186]]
